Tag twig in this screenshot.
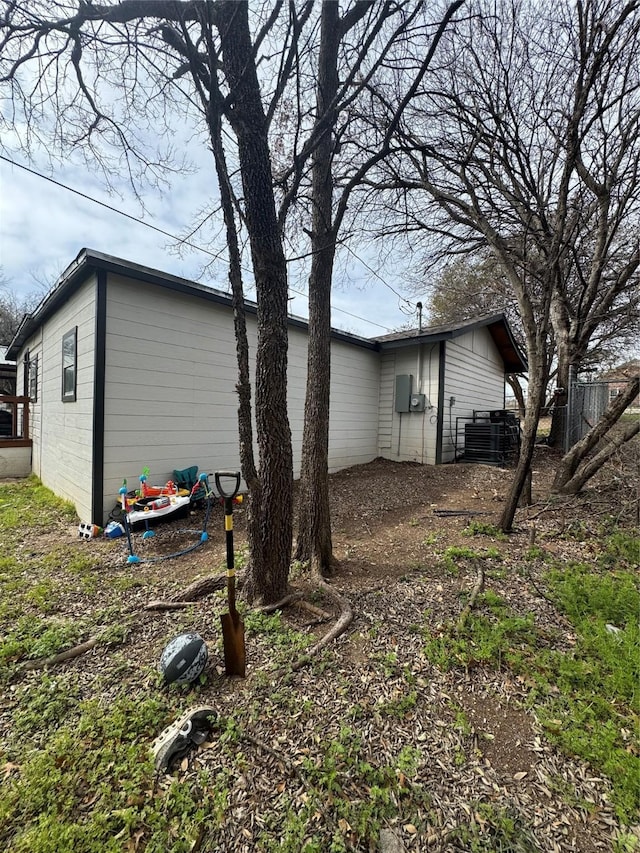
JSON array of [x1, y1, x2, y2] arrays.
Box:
[[456, 561, 485, 632], [238, 729, 343, 844], [525, 566, 556, 604]]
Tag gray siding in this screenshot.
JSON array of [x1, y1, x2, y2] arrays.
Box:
[[22, 277, 97, 519], [327, 339, 380, 471], [378, 352, 395, 452], [102, 276, 242, 512], [441, 330, 505, 462], [102, 275, 380, 519], [377, 343, 440, 464]]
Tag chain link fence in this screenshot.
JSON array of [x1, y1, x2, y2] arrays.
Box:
[[563, 379, 609, 452]]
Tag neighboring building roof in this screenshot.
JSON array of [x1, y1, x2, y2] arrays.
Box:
[[6, 249, 526, 373], [374, 314, 527, 373], [598, 359, 640, 382]]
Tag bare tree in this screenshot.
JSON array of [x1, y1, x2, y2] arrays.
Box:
[[273, 0, 463, 575], [552, 376, 639, 494], [0, 0, 296, 602], [369, 0, 639, 528], [420, 255, 529, 416], [0, 272, 27, 346]]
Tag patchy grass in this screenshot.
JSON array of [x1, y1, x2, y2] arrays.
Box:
[[0, 693, 189, 853], [423, 554, 640, 823], [462, 521, 508, 541], [1, 472, 638, 850], [0, 475, 76, 534], [441, 545, 503, 574], [447, 802, 543, 852]]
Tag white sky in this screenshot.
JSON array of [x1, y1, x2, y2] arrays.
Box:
[[0, 149, 418, 339]]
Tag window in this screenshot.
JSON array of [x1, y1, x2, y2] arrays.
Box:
[[23, 350, 38, 402], [29, 354, 38, 402], [62, 327, 77, 402], [23, 350, 30, 397]]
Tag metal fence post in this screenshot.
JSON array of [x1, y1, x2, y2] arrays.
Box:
[[564, 364, 575, 453]]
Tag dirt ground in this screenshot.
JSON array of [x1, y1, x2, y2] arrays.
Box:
[[5, 439, 639, 852]]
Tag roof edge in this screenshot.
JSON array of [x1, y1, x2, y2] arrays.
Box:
[[376, 312, 527, 373], [7, 248, 378, 357]]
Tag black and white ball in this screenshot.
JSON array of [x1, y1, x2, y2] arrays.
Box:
[[160, 632, 208, 684]]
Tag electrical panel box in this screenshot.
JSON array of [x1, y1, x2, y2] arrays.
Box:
[[410, 393, 426, 412], [394, 375, 412, 413]]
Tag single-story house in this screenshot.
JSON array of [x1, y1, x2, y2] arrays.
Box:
[[4, 249, 526, 524]]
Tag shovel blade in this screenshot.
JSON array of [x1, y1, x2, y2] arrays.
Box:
[[220, 612, 246, 677]]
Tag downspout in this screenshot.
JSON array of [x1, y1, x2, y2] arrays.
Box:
[[435, 341, 446, 464], [91, 270, 107, 524], [37, 326, 44, 477], [416, 302, 423, 461]]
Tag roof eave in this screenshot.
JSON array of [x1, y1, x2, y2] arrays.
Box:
[[5, 248, 379, 358], [377, 313, 527, 373]]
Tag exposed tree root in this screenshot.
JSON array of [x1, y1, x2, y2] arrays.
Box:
[[145, 571, 245, 610], [296, 599, 333, 621], [288, 577, 354, 673], [176, 572, 244, 601], [456, 561, 485, 632], [256, 592, 304, 614]]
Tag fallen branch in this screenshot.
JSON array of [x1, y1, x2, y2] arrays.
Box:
[[295, 599, 333, 621], [456, 561, 485, 632], [22, 637, 100, 671], [432, 509, 489, 517]]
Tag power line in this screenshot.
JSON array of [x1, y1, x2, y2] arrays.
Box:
[[342, 241, 415, 310], [0, 153, 399, 332], [0, 153, 227, 263]]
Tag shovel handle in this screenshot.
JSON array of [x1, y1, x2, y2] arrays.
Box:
[[215, 471, 241, 499]]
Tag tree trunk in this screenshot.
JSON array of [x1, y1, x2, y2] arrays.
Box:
[[217, 2, 292, 603], [499, 363, 547, 531], [294, 1, 341, 575], [556, 420, 639, 495], [207, 86, 263, 597], [547, 360, 569, 448], [506, 374, 526, 420], [547, 293, 572, 447], [552, 376, 639, 493]]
